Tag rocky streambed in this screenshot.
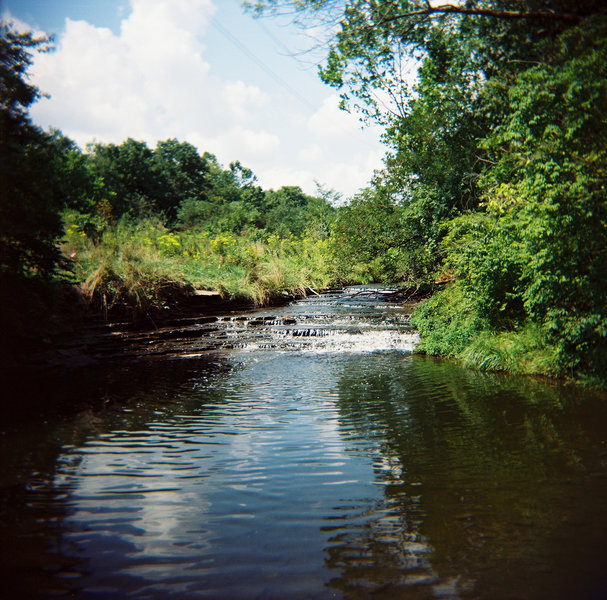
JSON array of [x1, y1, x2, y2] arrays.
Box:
[[41, 286, 422, 367], [2, 286, 423, 423]]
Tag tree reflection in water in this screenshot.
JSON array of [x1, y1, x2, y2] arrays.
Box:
[[2, 349, 607, 599], [326, 354, 607, 600]]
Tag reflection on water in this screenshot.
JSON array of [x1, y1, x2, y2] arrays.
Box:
[[328, 356, 607, 599], [1, 290, 607, 599]]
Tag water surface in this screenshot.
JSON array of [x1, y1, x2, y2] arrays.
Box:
[[1, 289, 606, 599]]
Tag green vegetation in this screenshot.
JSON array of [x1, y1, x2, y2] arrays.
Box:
[[59, 136, 340, 316], [0, 25, 87, 346], [409, 9, 607, 385], [63, 216, 336, 315], [3, 3, 607, 386], [0, 21, 342, 351], [250, 1, 607, 386]]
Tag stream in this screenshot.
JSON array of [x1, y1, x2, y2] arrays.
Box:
[[1, 288, 607, 599]]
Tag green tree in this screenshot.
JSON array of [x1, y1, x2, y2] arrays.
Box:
[[0, 24, 94, 350], [413, 17, 607, 382], [86, 138, 164, 218], [153, 138, 211, 220], [263, 186, 310, 237], [251, 2, 607, 382], [0, 24, 63, 279]]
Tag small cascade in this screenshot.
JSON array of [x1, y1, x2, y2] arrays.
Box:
[[213, 286, 420, 354], [101, 287, 420, 359], [286, 328, 336, 337]]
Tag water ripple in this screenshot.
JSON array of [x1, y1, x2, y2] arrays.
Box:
[[4, 289, 607, 599]]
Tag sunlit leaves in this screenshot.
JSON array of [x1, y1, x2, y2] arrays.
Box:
[[422, 16, 607, 381]]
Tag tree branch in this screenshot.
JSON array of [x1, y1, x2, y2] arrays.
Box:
[[380, 5, 583, 25]]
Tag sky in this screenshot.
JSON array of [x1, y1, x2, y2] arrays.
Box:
[[2, 0, 388, 199]]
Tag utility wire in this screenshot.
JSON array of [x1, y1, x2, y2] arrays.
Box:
[[255, 18, 317, 67], [211, 18, 317, 112], [212, 15, 385, 161]]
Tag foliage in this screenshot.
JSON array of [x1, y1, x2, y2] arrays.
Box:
[[84, 138, 211, 222], [331, 186, 425, 283], [83, 138, 337, 239], [413, 16, 607, 383], [63, 217, 337, 313], [1, 19, 341, 342], [5, 4, 607, 388], [251, 1, 607, 384], [62, 135, 340, 314], [412, 282, 559, 377], [1, 24, 65, 280], [0, 24, 94, 350], [330, 172, 452, 284]]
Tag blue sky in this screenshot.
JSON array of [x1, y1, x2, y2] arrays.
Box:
[[2, 0, 387, 198]]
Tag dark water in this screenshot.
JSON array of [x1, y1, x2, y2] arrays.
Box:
[[2, 289, 607, 599]]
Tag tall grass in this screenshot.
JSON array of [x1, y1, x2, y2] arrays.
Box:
[[62, 215, 337, 317], [458, 326, 560, 377]]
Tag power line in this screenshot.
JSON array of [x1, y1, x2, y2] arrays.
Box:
[[212, 15, 386, 157], [211, 17, 317, 112]]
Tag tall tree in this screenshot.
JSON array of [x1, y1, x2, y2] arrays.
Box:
[[0, 23, 94, 349], [153, 138, 211, 219], [250, 1, 607, 381], [0, 23, 80, 280]]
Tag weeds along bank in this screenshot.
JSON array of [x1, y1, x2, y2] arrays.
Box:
[[62, 215, 338, 317]]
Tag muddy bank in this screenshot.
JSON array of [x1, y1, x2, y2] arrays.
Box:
[[2, 288, 299, 368], [0, 289, 298, 424]]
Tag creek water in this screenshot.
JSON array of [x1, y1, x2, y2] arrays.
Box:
[[2, 288, 607, 599]]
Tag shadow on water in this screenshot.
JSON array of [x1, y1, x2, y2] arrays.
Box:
[[326, 354, 607, 599]]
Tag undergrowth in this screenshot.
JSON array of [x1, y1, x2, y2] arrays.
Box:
[[62, 216, 337, 317], [412, 282, 605, 386], [412, 283, 567, 377]]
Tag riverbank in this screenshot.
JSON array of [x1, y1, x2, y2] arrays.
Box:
[[0, 283, 301, 423], [0, 284, 293, 373], [2, 283, 434, 373]]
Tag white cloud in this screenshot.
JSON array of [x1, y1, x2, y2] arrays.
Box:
[[316, 149, 385, 195], [308, 94, 361, 137], [260, 146, 383, 197], [3, 11, 45, 36], [223, 126, 280, 157], [259, 166, 317, 193], [29, 0, 256, 148], [298, 144, 323, 163], [224, 81, 269, 121], [17, 0, 386, 198]]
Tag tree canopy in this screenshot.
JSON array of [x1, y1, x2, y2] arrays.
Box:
[[248, 1, 607, 383], [1, 24, 66, 279]]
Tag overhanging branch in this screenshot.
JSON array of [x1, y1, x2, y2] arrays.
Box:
[[380, 5, 583, 25]]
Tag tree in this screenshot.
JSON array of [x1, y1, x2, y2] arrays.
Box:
[[263, 186, 311, 236], [249, 1, 605, 210], [0, 23, 67, 280], [0, 24, 96, 350], [153, 138, 211, 219], [86, 138, 165, 218], [410, 15, 607, 381], [251, 2, 607, 382]]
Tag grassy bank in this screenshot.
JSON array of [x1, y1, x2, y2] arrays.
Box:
[[62, 215, 338, 319], [411, 282, 606, 388]]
